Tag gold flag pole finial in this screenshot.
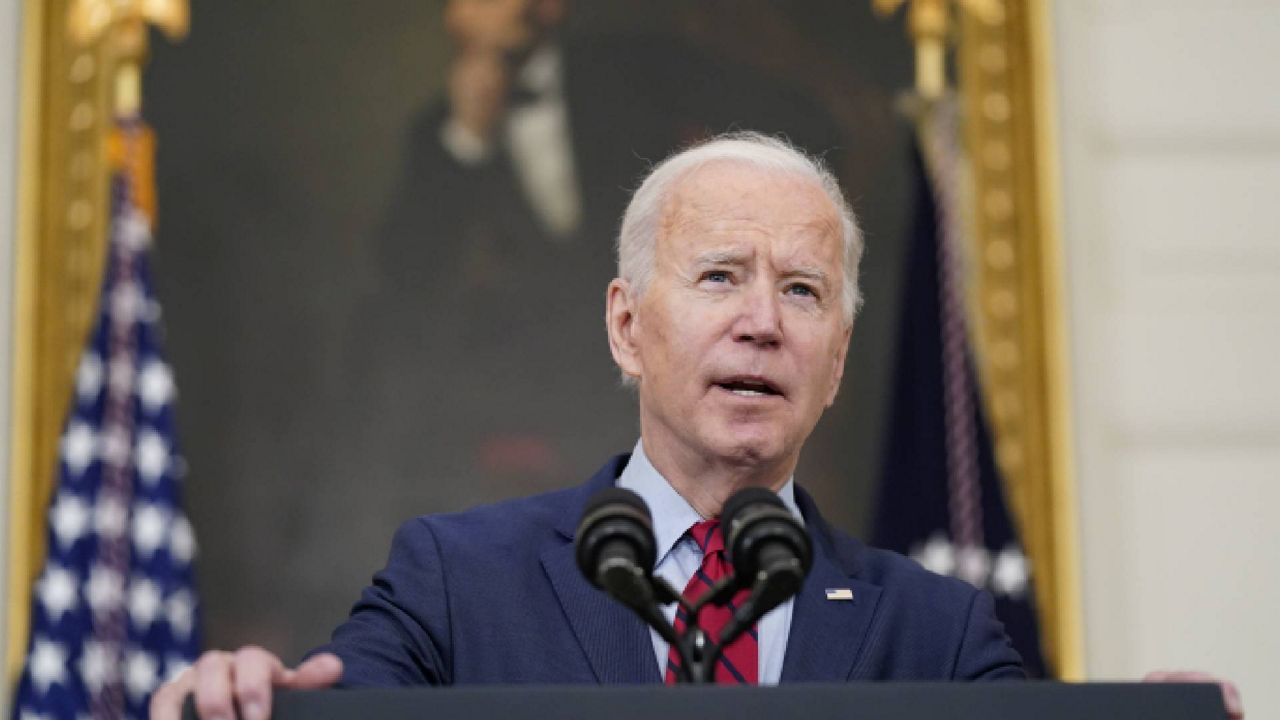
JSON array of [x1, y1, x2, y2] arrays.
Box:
[[873, 0, 1004, 99], [67, 0, 189, 116]]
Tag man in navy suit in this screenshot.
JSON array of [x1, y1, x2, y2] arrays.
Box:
[[155, 130, 1021, 720], [152, 132, 1242, 718]]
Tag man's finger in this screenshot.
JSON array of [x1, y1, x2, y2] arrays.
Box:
[[1143, 670, 1244, 720], [149, 666, 197, 720], [192, 651, 237, 720], [231, 646, 286, 720], [1222, 680, 1244, 720], [280, 652, 344, 689]]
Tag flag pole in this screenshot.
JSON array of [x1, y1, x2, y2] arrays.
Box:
[[68, 0, 189, 119], [872, 0, 1003, 101]]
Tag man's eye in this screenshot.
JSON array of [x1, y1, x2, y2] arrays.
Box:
[[703, 271, 731, 283], [786, 283, 817, 298]]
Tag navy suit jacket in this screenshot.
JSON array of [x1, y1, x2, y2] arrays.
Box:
[[316, 455, 1025, 685]]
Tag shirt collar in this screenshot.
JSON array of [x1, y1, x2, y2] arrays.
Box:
[[616, 439, 801, 568], [514, 43, 563, 98]]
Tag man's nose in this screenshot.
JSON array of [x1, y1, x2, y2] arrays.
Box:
[[732, 282, 782, 347]]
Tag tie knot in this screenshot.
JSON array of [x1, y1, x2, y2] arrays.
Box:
[[690, 519, 724, 555]]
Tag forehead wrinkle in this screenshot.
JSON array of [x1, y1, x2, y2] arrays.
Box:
[[668, 189, 840, 243], [663, 204, 773, 240], [770, 220, 841, 258], [657, 162, 783, 237], [665, 214, 833, 256], [657, 163, 843, 263]]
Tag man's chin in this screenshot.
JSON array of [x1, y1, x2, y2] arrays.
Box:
[[707, 430, 789, 469]]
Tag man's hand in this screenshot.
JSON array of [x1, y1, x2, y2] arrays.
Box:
[[149, 647, 342, 720], [1143, 670, 1243, 720]]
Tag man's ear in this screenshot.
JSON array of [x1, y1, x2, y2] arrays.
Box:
[[824, 322, 853, 407], [606, 278, 643, 381]]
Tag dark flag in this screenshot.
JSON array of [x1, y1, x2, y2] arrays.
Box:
[[12, 118, 201, 718], [873, 107, 1048, 677]]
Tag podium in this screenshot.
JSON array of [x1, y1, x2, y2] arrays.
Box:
[[193, 682, 1226, 719]]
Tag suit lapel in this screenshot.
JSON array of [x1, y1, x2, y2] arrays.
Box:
[[541, 541, 662, 684], [541, 459, 884, 684], [780, 489, 883, 683], [540, 456, 662, 684]]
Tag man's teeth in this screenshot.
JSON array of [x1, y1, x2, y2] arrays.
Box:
[[716, 379, 778, 396]]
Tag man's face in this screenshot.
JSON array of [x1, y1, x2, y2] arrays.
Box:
[[444, 0, 565, 54], [611, 162, 852, 474]]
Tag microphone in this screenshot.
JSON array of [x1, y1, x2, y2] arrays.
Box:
[[718, 487, 813, 642], [575, 488, 682, 651], [575, 487, 657, 605]]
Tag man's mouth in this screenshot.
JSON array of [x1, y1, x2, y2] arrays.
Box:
[[713, 377, 783, 398]]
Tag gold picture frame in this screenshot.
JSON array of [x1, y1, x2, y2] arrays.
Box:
[[6, 0, 1082, 682], [7, 0, 113, 678], [874, 0, 1082, 679], [958, 0, 1084, 679]]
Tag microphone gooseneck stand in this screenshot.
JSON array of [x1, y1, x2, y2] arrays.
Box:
[[576, 486, 812, 685]]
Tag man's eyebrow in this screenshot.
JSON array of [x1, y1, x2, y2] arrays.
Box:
[[693, 249, 750, 265], [781, 266, 831, 284]]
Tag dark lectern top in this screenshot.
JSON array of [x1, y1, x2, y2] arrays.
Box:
[[186, 682, 1225, 720]]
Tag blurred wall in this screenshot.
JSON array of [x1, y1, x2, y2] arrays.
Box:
[[0, 0, 23, 711], [1055, 0, 1280, 714]]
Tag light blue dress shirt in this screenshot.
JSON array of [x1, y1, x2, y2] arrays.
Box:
[[616, 439, 800, 685]]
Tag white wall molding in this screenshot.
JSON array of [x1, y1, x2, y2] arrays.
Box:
[[1054, 0, 1280, 713]]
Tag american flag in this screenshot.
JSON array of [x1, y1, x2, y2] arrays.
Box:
[[873, 101, 1047, 677], [12, 119, 201, 719]]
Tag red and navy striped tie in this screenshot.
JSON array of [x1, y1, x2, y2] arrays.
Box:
[[664, 519, 758, 685]]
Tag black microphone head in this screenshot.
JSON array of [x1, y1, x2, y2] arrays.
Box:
[[722, 486, 813, 583], [582, 486, 650, 519], [575, 487, 657, 589], [722, 487, 784, 528]]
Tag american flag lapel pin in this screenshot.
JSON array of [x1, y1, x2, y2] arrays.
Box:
[[825, 588, 854, 601]]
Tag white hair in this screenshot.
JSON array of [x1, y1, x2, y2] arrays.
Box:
[[616, 131, 864, 323]]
